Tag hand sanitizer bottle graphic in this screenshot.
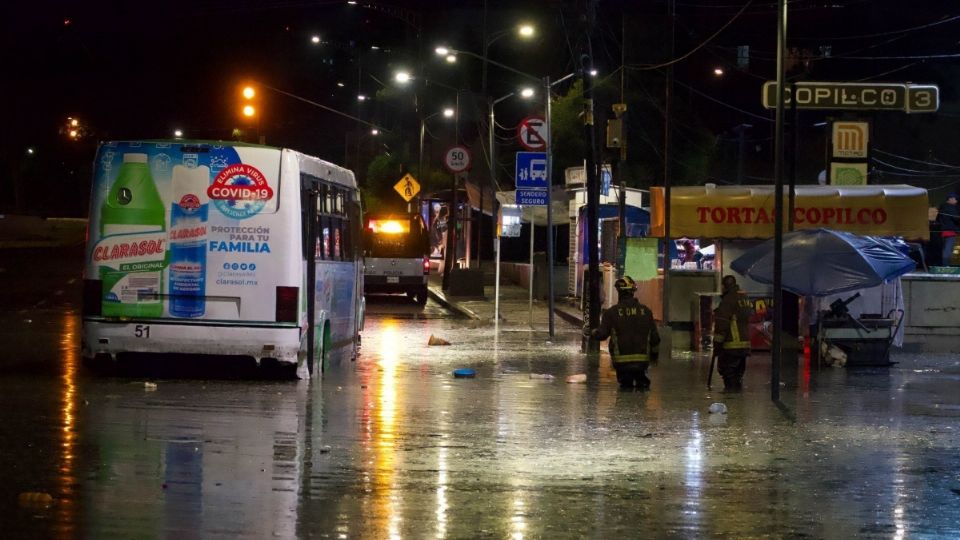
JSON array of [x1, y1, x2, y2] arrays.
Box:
[[100, 152, 166, 317], [168, 164, 209, 318]]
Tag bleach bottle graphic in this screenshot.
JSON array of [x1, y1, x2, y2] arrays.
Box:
[[168, 164, 210, 317], [99, 153, 166, 317]]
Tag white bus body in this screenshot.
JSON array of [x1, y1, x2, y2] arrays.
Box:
[[82, 141, 363, 377]]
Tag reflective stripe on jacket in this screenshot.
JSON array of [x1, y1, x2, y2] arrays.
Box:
[[714, 285, 753, 353], [724, 314, 751, 350], [595, 297, 660, 365]]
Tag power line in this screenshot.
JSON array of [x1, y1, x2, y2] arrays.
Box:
[[627, 0, 754, 71], [873, 149, 960, 170], [855, 61, 922, 82], [803, 12, 960, 41], [672, 78, 774, 123], [871, 157, 950, 175]]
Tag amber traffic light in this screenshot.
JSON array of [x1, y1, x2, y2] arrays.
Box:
[[240, 85, 258, 119]]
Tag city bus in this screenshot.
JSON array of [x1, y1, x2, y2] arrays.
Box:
[[81, 140, 364, 378]]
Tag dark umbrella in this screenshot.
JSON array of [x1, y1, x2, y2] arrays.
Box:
[[730, 228, 916, 296]]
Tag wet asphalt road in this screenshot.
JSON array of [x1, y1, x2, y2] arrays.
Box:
[[3, 247, 960, 538]]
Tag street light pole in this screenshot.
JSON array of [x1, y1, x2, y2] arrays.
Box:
[[545, 75, 556, 337], [772, 0, 788, 403], [442, 91, 462, 291]]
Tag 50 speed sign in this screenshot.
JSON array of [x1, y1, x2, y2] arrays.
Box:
[[443, 145, 472, 173]]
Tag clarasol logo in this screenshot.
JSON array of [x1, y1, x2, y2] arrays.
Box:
[[92, 232, 167, 263], [178, 193, 201, 210], [208, 163, 274, 220]]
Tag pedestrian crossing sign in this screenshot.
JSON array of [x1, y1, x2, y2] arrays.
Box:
[[394, 174, 421, 202]]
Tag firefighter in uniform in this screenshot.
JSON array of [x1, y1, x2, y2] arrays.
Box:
[[713, 275, 753, 390], [588, 276, 660, 390]]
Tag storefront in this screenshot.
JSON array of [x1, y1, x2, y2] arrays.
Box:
[[646, 184, 930, 350]]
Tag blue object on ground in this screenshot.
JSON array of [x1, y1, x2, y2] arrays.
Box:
[[730, 228, 916, 296], [453, 368, 476, 378]]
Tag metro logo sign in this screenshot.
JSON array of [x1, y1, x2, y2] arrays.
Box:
[[832, 122, 869, 158]]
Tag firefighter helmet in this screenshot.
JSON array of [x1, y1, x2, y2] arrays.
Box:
[[615, 276, 638, 293]]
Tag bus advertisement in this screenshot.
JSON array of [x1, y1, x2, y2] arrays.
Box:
[[82, 141, 363, 378]]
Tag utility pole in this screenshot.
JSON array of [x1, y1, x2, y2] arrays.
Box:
[[614, 14, 627, 278], [583, 0, 600, 353], [772, 0, 788, 403], [662, 0, 675, 332]]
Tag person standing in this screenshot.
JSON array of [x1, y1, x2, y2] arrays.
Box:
[[938, 193, 959, 266], [713, 275, 753, 391], [588, 276, 661, 390]]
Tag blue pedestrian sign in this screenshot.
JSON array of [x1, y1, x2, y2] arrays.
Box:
[[516, 189, 548, 206], [601, 166, 612, 196], [515, 152, 548, 190]]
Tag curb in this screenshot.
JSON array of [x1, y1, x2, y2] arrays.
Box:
[[553, 307, 584, 328], [426, 286, 481, 320]]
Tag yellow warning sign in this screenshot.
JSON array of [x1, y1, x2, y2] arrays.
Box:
[[394, 173, 420, 202]]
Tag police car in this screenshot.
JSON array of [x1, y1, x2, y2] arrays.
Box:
[[363, 213, 431, 306]]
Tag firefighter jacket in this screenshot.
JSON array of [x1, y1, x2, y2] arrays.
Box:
[[714, 285, 752, 353], [593, 297, 660, 365]]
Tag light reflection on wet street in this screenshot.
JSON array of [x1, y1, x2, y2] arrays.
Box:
[[2, 271, 960, 537]]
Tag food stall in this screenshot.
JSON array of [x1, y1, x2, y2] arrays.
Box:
[[646, 184, 930, 351]]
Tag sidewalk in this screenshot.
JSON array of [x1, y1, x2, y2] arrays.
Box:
[[0, 214, 86, 248], [426, 265, 585, 332]]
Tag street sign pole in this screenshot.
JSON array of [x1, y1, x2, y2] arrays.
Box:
[[529, 217, 534, 327], [494, 235, 500, 329], [442, 146, 472, 291], [545, 75, 555, 338]]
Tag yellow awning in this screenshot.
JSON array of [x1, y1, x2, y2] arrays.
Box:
[[650, 184, 929, 240]]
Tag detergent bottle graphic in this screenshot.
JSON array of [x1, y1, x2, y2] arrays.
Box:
[[99, 152, 166, 317], [168, 164, 209, 317]]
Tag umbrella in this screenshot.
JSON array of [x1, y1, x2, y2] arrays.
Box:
[[730, 228, 916, 296]]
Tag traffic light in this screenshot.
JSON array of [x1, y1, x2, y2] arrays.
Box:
[[240, 85, 257, 120]]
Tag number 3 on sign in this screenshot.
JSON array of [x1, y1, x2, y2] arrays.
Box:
[[135, 325, 150, 338]]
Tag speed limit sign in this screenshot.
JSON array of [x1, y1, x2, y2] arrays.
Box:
[[443, 145, 472, 173]]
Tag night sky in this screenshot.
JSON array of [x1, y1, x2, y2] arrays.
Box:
[[4, 1, 959, 215]]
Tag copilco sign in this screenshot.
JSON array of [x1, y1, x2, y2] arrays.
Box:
[[762, 82, 939, 113]]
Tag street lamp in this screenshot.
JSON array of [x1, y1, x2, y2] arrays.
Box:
[[434, 40, 579, 334], [482, 23, 536, 93], [485, 88, 535, 271], [419, 107, 456, 180], [394, 70, 412, 84]]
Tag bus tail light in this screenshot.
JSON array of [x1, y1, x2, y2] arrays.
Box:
[[83, 279, 102, 317], [276, 286, 299, 323], [423, 257, 430, 275]]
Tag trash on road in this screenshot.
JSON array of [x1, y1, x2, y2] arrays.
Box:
[[428, 335, 451, 346], [708, 402, 728, 414], [530, 373, 555, 380], [453, 368, 476, 378], [144, 382, 158, 391], [566, 374, 587, 384], [18, 492, 54, 509]]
